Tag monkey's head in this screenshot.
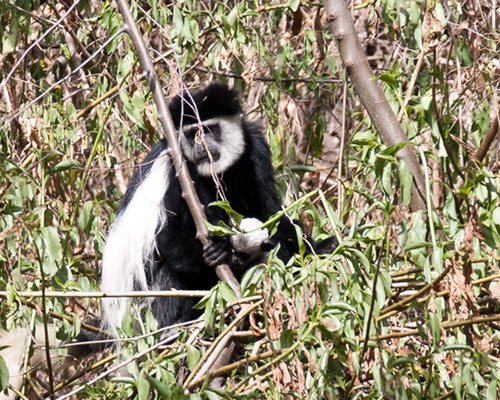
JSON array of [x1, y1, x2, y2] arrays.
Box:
[[169, 83, 246, 176]]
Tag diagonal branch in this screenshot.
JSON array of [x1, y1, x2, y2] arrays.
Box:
[[323, 0, 426, 212], [114, 0, 243, 390], [476, 114, 499, 163], [114, 0, 241, 295]]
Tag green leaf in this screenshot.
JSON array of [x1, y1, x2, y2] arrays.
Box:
[[432, 246, 444, 273], [78, 201, 94, 235], [3, 15, 20, 55], [288, 164, 316, 173], [201, 290, 216, 335], [208, 201, 244, 223], [372, 363, 382, 392], [150, 0, 158, 20], [205, 391, 222, 400], [145, 374, 188, 400], [486, 379, 498, 400], [381, 162, 393, 196], [71, 313, 81, 337], [219, 282, 237, 303], [378, 269, 392, 298], [443, 190, 458, 236], [398, 160, 412, 206], [279, 329, 297, 348], [379, 71, 398, 89], [0, 355, 8, 391], [49, 159, 82, 176], [40, 226, 62, 275], [223, 5, 238, 28], [324, 302, 356, 314], [404, 241, 432, 251], [203, 220, 233, 236], [451, 375, 462, 397], [434, 3, 447, 27], [188, 19, 199, 44], [187, 344, 201, 372], [290, 0, 301, 12], [391, 357, 416, 367], [351, 130, 377, 145], [409, 1, 421, 25], [136, 373, 150, 400], [173, 5, 183, 36], [123, 92, 145, 127], [428, 311, 441, 345], [441, 345, 473, 352], [472, 370, 485, 387], [117, 52, 134, 82], [464, 364, 479, 398]]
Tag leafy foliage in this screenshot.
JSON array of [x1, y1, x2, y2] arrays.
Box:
[[1, 0, 500, 399]]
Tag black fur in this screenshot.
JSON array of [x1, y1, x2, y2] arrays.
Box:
[[168, 83, 243, 127]]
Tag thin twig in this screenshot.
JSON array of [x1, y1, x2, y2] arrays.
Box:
[[0, 289, 209, 299], [188, 65, 341, 85], [50, 354, 117, 395], [0, 1, 82, 96], [378, 264, 452, 320], [186, 349, 284, 390], [6, 29, 123, 122], [476, 114, 499, 162], [359, 314, 500, 342]]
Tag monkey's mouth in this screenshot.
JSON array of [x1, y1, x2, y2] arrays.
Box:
[[195, 152, 220, 164]]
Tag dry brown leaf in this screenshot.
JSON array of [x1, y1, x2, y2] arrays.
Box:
[[292, 358, 306, 395]]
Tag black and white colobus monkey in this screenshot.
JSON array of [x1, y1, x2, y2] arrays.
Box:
[[101, 83, 337, 334]]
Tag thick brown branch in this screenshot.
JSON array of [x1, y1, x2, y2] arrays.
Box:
[[114, 0, 243, 389], [323, 0, 426, 211], [114, 0, 240, 296]]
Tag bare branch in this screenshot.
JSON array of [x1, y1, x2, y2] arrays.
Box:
[[114, 0, 245, 389], [476, 114, 499, 162], [0, 290, 209, 299], [114, 0, 240, 294], [323, 0, 427, 211]]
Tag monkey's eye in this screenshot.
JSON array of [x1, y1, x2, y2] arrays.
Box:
[[203, 124, 221, 139], [183, 123, 221, 142], [183, 126, 206, 144], [184, 127, 198, 139]]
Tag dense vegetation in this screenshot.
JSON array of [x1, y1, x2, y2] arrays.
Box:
[[1, 0, 500, 398]]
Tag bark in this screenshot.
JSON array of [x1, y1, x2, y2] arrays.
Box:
[[324, 0, 427, 211]]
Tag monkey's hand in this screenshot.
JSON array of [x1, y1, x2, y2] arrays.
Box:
[[203, 237, 231, 267]]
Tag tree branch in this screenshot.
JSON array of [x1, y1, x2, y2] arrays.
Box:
[[476, 113, 499, 163], [114, 0, 244, 389], [323, 0, 427, 211], [114, 0, 240, 295]]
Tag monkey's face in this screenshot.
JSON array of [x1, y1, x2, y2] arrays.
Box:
[[180, 115, 246, 176]]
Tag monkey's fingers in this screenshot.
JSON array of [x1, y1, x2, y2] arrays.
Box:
[[203, 239, 230, 267]]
